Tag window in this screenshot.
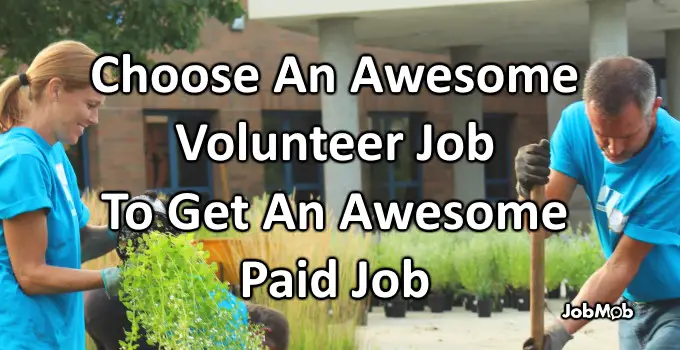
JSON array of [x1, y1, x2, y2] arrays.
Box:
[[645, 58, 668, 109], [483, 113, 514, 202], [367, 112, 423, 203], [660, 78, 668, 108], [143, 111, 213, 204], [64, 131, 90, 193], [262, 111, 324, 203]]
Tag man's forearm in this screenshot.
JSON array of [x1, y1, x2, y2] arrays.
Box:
[[559, 262, 635, 334], [81, 225, 117, 263]]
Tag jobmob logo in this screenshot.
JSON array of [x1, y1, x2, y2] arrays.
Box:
[[596, 185, 628, 233]]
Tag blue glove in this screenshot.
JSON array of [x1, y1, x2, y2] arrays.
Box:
[[101, 267, 121, 299]]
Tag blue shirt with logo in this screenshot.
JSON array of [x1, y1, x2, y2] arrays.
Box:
[[0, 127, 90, 349], [550, 101, 680, 302]]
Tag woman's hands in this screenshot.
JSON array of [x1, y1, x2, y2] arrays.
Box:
[[101, 267, 121, 299]]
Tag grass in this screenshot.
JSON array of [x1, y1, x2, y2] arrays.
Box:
[[194, 192, 375, 349], [80, 189, 374, 349]]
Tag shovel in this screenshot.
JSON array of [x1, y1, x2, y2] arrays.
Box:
[[529, 185, 546, 350]]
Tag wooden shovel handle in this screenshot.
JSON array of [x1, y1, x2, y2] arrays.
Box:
[[530, 185, 546, 350]]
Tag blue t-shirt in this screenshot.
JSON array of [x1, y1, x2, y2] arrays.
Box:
[[0, 127, 90, 349], [550, 101, 680, 302]]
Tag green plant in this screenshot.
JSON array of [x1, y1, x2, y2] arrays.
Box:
[[453, 235, 495, 299], [488, 231, 512, 296], [506, 234, 531, 291], [545, 235, 568, 291], [374, 232, 411, 272], [414, 231, 454, 292], [118, 232, 264, 350], [562, 231, 605, 289]]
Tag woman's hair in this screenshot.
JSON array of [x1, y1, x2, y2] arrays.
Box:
[[0, 39, 113, 132]]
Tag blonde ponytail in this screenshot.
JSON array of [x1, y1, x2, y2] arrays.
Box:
[[0, 74, 26, 133]]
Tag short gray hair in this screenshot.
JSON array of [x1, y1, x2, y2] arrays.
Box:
[[582, 56, 656, 118]]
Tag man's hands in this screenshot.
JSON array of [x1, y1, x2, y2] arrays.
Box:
[[522, 321, 573, 350], [517, 140, 572, 350], [515, 139, 551, 199]]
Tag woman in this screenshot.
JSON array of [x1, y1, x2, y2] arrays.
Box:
[[0, 40, 124, 349]]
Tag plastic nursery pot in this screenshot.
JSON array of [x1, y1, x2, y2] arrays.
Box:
[[452, 293, 465, 307], [547, 287, 561, 299], [384, 296, 407, 318], [477, 297, 493, 318], [428, 292, 447, 313], [515, 288, 530, 312], [505, 286, 516, 309], [566, 286, 579, 302], [464, 294, 476, 312], [493, 295, 504, 313], [466, 296, 478, 313], [408, 297, 427, 312], [370, 292, 382, 307], [444, 289, 454, 311]]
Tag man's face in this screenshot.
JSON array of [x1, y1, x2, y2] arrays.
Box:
[[586, 97, 662, 164]]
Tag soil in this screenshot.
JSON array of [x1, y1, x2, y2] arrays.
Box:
[[357, 299, 618, 349]]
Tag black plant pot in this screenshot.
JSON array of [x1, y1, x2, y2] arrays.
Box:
[[477, 297, 492, 317], [547, 287, 561, 299], [516, 289, 530, 312], [444, 289, 454, 311], [505, 286, 516, 308], [452, 292, 465, 307], [409, 298, 427, 311], [566, 287, 579, 302], [464, 294, 475, 311], [384, 296, 407, 318], [493, 295, 504, 312], [467, 296, 478, 313], [428, 292, 447, 313], [370, 294, 381, 307]]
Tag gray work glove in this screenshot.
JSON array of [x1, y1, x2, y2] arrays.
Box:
[[514, 139, 551, 199], [522, 322, 573, 350], [83, 191, 167, 263]]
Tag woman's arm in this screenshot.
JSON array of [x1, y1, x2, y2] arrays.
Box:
[[81, 224, 118, 262], [5, 209, 104, 295]]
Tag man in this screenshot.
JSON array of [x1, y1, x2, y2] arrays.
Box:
[[516, 56, 680, 349]]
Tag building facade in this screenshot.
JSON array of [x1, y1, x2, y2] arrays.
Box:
[[66, 0, 678, 227]]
